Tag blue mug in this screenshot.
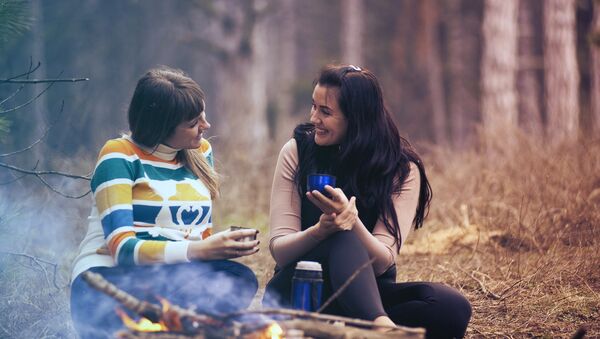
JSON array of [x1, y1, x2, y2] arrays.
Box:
[[307, 174, 336, 194], [291, 261, 323, 312]]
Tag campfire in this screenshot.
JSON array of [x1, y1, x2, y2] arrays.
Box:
[[82, 271, 425, 338]]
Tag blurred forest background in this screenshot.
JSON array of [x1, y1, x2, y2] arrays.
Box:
[[1, 0, 599, 338]]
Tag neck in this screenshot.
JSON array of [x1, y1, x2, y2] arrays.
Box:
[[124, 134, 180, 161]]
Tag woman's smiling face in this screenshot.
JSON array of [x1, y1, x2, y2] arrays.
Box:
[[310, 84, 348, 146], [164, 109, 211, 149]]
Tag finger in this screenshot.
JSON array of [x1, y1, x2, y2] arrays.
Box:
[[237, 247, 260, 257], [234, 239, 260, 250], [309, 190, 338, 210], [306, 192, 330, 211], [228, 229, 258, 241]]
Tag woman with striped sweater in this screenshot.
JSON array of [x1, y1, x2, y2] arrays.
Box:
[[70, 67, 259, 338]]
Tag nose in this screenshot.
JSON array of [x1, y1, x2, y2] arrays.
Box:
[[200, 119, 210, 130], [310, 110, 319, 125]]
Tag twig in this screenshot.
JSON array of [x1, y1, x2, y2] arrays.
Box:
[[4, 61, 41, 81], [37, 174, 92, 199], [81, 271, 225, 332], [0, 161, 91, 180], [458, 267, 501, 300], [0, 77, 89, 84], [316, 257, 376, 313], [0, 84, 25, 105], [1, 100, 64, 158], [232, 308, 424, 334], [0, 161, 91, 198], [0, 71, 63, 115], [0, 251, 64, 290]]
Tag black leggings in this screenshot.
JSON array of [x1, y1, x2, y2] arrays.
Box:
[[264, 232, 472, 339]]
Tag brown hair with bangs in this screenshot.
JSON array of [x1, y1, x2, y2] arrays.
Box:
[[128, 66, 218, 198]]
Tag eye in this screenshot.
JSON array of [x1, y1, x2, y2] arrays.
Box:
[[188, 119, 199, 127]]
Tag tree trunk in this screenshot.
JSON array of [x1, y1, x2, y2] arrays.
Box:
[[591, 0, 600, 135], [481, 0, 518, 141], [30, 0, 46, 162], [271, 0, 298, 144], [341, 0, 364, 65], [422, 0, 447, 145], [544, 0, 580, 144], [445, 0, 482, 149], [207, 0, 268, 157], [517, 0, 544, 137]]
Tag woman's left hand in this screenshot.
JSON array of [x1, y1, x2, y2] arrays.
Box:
[[306, 185, 349, 214], [314, 196, 359, 238]]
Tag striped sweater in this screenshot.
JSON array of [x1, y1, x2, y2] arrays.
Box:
[[71, 136, 214, 281]]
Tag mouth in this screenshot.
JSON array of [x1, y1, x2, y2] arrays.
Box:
[[315, 127, 328, 136]]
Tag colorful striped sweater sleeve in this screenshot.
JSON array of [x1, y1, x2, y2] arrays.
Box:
[[91, 138, 214, 266]]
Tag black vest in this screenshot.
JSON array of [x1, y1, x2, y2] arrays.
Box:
[[294, 125, 379, 233]]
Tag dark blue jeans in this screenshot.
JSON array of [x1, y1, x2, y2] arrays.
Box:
[[70, 260, 258, 339]]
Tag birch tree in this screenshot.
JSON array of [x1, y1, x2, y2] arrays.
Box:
[[341, 0, 364, 65], [445, 0, 482, 149], [517, 0, 543, 137], [544, 0, 580, 144], [591, 0, 600, 134], [481, 0, 518, 141]]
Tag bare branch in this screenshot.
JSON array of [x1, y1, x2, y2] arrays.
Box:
[[0, 251, 66, 290], [0, 74, 59, 115], [0, 84, 25, 105], [0, 100, 64, 158], [4, 61, 41, 81], [36, 174, 92, 199], [0, 77, 89, 84], [0, 161, 91, 180], [316, 257, 376, 313], [0, 161, 92, 198]]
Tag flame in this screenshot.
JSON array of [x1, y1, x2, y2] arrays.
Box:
[[264, 323, 283, 339], [116, 308, 168, 332]]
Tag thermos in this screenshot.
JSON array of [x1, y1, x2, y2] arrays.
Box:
[[291, 261, 323, 311]]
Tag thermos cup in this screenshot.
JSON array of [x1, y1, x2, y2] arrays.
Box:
[[291, 261, 323, 312]]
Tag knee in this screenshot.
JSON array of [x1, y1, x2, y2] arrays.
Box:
[[322, 231, 364, 254], [219, 260, 259, 292], [430, 284, 472, 338]]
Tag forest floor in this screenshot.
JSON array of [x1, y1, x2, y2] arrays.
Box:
[[233, 134, 600, 338], [0, 133, 598, 338]]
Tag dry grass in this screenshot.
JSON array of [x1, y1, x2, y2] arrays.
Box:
[[0, 132, 598, 338], [216, 131, 600, 338]]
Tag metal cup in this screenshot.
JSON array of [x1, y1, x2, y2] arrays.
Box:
[[229, 225, 257, 242], [307, 174, 336, 194]]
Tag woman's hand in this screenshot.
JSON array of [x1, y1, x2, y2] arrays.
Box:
[[306, 185, 350, 214], [187, 229, 259, 260], [314, 196, 358, 239]]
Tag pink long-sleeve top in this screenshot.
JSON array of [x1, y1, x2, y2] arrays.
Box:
[[268, 139, 421, 276]]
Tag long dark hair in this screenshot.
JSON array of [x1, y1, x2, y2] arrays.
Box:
[[294, 64, 432, 248], [128, 66, 218, 198]]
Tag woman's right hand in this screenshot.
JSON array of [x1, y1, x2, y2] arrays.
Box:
[[187, 229, 259, 260], [314, 197, 358, 239]]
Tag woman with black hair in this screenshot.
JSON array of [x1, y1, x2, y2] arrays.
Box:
[[264, 64, 471, 338]]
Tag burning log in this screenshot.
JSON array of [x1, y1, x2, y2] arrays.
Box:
[[82, 271, 425, 338], [81, 271, 228, 335]]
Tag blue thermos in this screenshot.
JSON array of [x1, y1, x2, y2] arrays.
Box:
[[291, 261, 323, 311]]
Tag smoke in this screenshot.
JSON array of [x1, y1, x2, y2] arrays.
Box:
[[0, 174, 91, 338]]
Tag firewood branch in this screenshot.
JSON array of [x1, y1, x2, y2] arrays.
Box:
[[317, 257, 376, 313], [0, 77, 89, 84], [81, 271, 226, 333]]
